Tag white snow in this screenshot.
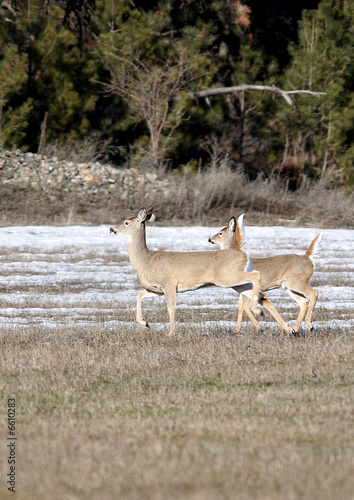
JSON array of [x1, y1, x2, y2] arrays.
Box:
[[0, 223, 353, 332]]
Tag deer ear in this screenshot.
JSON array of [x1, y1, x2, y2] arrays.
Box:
[[228, 217, 236, 233], [137, 208, 148, 223], [145, 207, 154, 222]]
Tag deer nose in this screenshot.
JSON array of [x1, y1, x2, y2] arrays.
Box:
[[208, 238, 214, 244], [110, 227, 116, 233]]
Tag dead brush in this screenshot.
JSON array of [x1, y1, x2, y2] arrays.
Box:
[[0, 217, 352, 499], [0, 321, 352, 500]]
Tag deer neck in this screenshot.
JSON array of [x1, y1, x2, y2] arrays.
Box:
[[219, 235, 236, 250], [127, 224, 151, 271], [225, 235, 237, 249]]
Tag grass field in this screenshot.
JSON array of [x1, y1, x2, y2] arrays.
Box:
[[0, 224, 353, 499]]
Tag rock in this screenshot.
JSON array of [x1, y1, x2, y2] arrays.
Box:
[[0, 148, 181, 206]]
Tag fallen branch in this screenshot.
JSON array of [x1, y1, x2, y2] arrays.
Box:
[[193, 84, 326, 106]]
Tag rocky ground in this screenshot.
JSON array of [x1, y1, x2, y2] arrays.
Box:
[[0, 149, 353, 228], [0, 149, 170, 203], [0, 149, 180, 225]]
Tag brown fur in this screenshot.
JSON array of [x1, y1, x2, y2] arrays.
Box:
[[209, 216, 323, 333]]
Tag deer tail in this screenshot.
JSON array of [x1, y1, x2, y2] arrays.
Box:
[[235, 214, 246, 250], [305, 232, 323, 261]]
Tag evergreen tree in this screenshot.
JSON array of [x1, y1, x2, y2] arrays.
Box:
[[94, 0, 273, 168], [0, 44, 29, 146], [273, 0, 354, 188], [0, 1, 100, 150], [0, 0, 352, 189]]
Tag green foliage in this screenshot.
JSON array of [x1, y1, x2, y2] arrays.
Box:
[[36, 11, 99, 140], [0, 46, 27, 97], [233, 43, 266, 84], [0, 98, 33, 147], [268, 0, 354, 186], [0, 2, 100, 149], [0, 0, 352, 189]]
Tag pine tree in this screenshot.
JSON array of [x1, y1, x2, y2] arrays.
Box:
[[94, 0, 270, 168], [0, 44, 29, 146], [274, 0, 354, 188], [0, 1, 100, 150]]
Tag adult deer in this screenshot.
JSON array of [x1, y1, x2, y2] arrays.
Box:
[[110, 207, 263, 336], [209, 215, 323, 333]]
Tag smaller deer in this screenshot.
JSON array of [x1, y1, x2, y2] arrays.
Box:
[[110, 208, 264, 336], [209, 216, 323, 333]]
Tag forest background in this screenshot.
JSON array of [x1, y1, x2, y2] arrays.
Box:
[[0, 0, 354, 226]]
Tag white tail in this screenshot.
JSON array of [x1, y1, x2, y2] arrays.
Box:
[[209, 218, 323, 333], [305, 232, 323, 262], [110, 208, 262, 336], [235, 213, 246, 250]]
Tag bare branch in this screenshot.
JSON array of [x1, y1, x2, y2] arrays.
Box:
[[193, 84, 326, 106], [101, 55, 194, 168]]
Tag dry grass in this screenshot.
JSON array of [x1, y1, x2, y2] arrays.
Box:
[[0, 310, 353, 500], [0, 221, 353, 499], [1, 164, 353, 228]]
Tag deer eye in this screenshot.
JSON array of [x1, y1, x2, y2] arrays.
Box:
[[124, 221, 130, 226], [219, 232, 223, 236]]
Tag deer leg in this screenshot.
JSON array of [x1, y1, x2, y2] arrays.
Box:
[[234, 292, 262, 332], [136, 289, 159, 328], [234, 271, 262, 332], [164, 286, 177, 336], [241, 294, 262, 332], [248, 271, 262, 313], [235, 293, 244, 333], [302, 286, 319, 331], [259, 295, 294, 334], [285, 289, 309, 333]]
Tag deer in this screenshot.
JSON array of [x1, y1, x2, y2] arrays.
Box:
[[209, 215, 323, 334], [110, 207, 266, 336]]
